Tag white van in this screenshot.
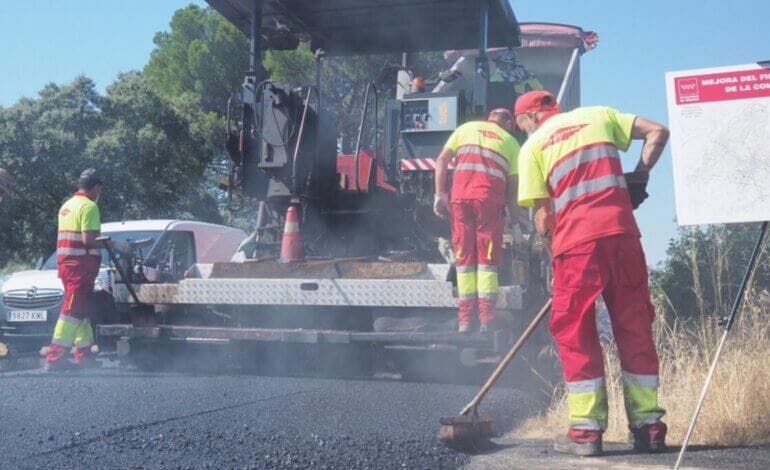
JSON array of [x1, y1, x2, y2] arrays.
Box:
[[0, 220, 245, 353]]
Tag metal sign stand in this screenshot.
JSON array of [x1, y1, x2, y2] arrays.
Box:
[[674, 221, 768, 469]]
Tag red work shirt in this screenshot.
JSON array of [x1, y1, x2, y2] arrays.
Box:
[[517, 106, 640, 256], [443, 121, 520, 205]]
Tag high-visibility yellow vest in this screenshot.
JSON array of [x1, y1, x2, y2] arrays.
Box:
[[443, 121, 519, 204], [517, 106, 641, 256], [57, 192, 101, 263]]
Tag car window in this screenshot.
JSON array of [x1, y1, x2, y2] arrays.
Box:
[[41, 230, 163, 270], [144, 231, 196, 278]]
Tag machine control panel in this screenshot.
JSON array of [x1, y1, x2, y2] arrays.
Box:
[[400, 95, 459, 133]]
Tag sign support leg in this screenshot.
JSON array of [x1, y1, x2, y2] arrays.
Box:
[[674, 220, 768, 469]]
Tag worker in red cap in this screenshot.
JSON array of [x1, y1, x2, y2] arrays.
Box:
[[434, 109, 521, 333], [515, 90, 670, 456]]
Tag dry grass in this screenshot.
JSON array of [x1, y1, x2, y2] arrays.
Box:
[[515, 291, 770, 446]]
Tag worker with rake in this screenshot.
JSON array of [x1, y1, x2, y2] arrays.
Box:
[[515, 90, 669, 456]]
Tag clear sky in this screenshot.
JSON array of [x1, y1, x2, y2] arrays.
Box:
[[1, 1, 768, 265]]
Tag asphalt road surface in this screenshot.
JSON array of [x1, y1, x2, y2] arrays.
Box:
[[0, 364, 536, 469]]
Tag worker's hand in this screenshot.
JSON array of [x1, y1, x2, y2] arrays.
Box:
[[624, 171, 650, 210], [433, 193, 450, 220], [534, 207, 555, 240]]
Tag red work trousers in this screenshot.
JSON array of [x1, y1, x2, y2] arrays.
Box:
[[451, 199, 505, 326], [46, 258, 99, 364], [550, 234, 663, 441]]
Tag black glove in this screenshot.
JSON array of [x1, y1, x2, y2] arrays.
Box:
[[624, 171, 649, 210]]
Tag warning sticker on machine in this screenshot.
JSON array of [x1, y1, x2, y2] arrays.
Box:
[[666, 62, 770, 226], [674, 67, 770, 104]]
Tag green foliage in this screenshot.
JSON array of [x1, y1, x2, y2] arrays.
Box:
[[0, 73, 220, 266], [88, 71, 221, 222], [144, 4, 248, 116], [0, 76, 105, 264], [651, 224, 770, 321]]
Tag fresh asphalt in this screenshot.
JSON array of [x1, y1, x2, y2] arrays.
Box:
[[0, 363, 537, 469]]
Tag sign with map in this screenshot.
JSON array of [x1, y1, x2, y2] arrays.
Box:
[[665, 62, 770, 225]]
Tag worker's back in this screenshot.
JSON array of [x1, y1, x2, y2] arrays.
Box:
[[444, 121, 519, 204], [57, 192, 101, 265], [518, 106, 639, 256]]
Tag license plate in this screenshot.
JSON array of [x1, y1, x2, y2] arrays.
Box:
[[6, 310, 48, 322]]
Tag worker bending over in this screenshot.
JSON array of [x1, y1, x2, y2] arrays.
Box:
[[515, 90, 669, 456], [434, 109, 521, 333], [46, 169, 105, 371]]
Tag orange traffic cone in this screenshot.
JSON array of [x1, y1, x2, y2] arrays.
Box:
[[279, 204, 304, 262]]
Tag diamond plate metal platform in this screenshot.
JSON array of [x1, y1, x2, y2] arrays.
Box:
[[113, 262, 523, 310]]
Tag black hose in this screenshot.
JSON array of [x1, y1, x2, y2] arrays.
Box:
[[291, 86, 319, 196], [353, 82, 378, 192]]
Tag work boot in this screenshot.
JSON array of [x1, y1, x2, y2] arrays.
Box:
[[554, 434, 603, 457], [44, 359, 78, 372], [631, 422, 668, 453], [479, 322, 499, 334], [458, 322, 472, 333]]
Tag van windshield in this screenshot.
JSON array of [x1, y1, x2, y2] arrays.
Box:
[[41, 230, 163, 270]]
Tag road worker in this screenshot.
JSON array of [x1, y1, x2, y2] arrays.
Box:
[[515, 90, 669, 456], [434, 109, 521, 333], [45, 169, 105, 371]]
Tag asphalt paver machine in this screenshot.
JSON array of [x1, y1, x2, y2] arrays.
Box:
[[99, 1, 598, 377]]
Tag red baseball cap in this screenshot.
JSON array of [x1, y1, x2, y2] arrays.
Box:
[[514, 90, 559, 116]]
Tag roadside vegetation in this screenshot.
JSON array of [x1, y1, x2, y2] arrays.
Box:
[[516, 224, 770, 446]]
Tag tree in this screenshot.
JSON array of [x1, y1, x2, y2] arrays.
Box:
[[0, 76, 105, 265], [144, 4, 248, 116], [0, 73, 220, 267], [87, 71, 221, 222], [651, 224, 770, 321]]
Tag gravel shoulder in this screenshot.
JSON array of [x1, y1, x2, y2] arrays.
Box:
[[466, 437, 770, 469]]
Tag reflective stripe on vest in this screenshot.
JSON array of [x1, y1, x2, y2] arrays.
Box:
[[57, 232, 82, 242], [456, 144, 510, 172], [548, 143, 620, 191], [553, 174, 628, 214], [454, 163, 506, 182], [57, 193, 100, 262]]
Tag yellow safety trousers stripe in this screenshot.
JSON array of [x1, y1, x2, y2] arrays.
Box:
[[457, 270, 499, 298], [52, 317, 94, 348], [457, 271, 478, 297], [623, 377, 666, 427], [568, 388, 609, 431]]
